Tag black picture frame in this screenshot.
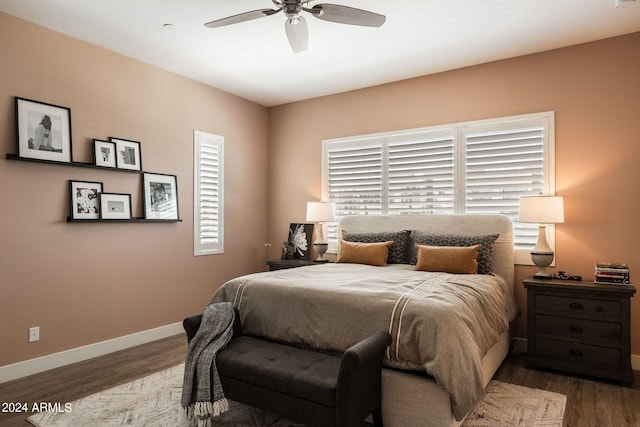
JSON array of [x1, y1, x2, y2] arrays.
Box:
[[99, 192, 132, 220], [93, 139, 117, 168], [288, 223, 314, 260], [110, 137, 142, 171], [15, 97, 72, 163], [143, 172, 179, 220], [69, 180, 103, 220]]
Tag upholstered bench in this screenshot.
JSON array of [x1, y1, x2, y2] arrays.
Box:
[[183, 314, 391, 427]]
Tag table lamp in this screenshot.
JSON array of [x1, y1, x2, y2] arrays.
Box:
[[306, 201, 336, 262], [518, 195, 564, 279]]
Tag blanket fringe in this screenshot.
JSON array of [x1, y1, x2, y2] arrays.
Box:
[[181, 399, 229, 427]]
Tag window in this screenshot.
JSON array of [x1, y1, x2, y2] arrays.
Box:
[[322, 112, 555, 264], [194, 131, 224, 256]]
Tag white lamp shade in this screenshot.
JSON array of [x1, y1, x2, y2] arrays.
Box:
[[306, 201, 336, 222], [519, 196, 564, 224]]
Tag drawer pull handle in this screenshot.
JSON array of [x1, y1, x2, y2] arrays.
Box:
[[569, 302, 583, 310], [569, 349, 583, 357], [569, 325, 583, 332]]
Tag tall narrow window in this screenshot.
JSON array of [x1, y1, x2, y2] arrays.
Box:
[[194, 131, 224, 256]]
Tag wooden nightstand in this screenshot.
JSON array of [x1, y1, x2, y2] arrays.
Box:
[[524, 277, 636, 385], [266, 259, 320, 271]]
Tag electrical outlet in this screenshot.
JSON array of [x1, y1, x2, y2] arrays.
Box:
[[29, 326, 39, 343]]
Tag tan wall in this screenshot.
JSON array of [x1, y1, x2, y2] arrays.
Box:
[[2, 9, 638, 369], [0, 13, 269, 366], [268, 32, 640, 355]]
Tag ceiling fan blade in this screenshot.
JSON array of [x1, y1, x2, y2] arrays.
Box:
[[285, 15, 308, 53], [306, 4, 386, 27], [205, 8, 279, 28]]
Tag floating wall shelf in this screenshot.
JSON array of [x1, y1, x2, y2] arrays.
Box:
[[6, 153, 142, 173], [6, 153, 182, 223]]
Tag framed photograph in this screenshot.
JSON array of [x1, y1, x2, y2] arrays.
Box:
[[69, 180, 103, 220], [93, 139, 116, 168], [99, 193, 132, 220], [143, 173, 179, 220], [110, 137, 142, 171], [288, 223, 314, 260], [15, 97, 72, 163]]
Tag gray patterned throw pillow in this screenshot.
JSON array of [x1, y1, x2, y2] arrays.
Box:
[[410, 232, 499, 275], [341, 230, 411, 264]]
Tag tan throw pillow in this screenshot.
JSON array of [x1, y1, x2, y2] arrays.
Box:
[[337, 240, 393, 266], [414, 244, 481, 274]]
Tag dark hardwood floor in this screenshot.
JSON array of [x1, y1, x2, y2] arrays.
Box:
[[0, 335, 188, 427], [493, 351, 640, 427], [1, 335, 638, 426]]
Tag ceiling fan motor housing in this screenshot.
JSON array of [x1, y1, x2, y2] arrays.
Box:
[[281, 0, 304, 20]]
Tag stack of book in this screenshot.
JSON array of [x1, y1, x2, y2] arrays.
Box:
[[594, 262, 631, 285]]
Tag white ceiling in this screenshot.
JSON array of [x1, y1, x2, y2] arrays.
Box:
[[1, 0, 639, 107]]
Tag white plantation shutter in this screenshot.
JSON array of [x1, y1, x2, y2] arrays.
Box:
[[324, 138, 383, 241], [322, 112, 555, 264], [194, 131, 224, 256], [463, 116, 553, 262], [387, 130, 455, 215]]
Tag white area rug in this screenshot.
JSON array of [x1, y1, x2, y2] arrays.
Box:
[[27, 363, 566, 427], [461, 380, 566, 427]]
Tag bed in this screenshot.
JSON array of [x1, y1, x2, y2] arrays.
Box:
[[208, 214, 519, 426]]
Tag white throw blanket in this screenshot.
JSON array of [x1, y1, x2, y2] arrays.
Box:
[[181, 302, 235, 427]]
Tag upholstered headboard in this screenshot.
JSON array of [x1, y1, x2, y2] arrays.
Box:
[[338, 214, 514, 287]]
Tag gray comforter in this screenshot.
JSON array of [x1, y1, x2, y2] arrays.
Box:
[[208, 263, 519, 420]]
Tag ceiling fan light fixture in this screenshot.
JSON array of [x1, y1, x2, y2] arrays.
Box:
[[287, 14, 301, 24], [285, 14, 308, 52]]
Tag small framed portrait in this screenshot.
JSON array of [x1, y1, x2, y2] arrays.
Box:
[[143, 173, 179, 220], [15, 97, 72, 163], [99, 193, 132, 220], [93, 139, 116, 168], [110, 137, 142, 171], [287, 223, 314, 260], [69, 180, 103, 220]]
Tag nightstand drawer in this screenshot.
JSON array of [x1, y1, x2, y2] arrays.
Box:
[[535, 294, 621, 318], [535, 337, 621, 371], [536, 314, 621, 344]]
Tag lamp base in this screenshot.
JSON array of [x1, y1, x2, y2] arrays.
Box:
[[313, 242, 329, 263], [531, 251, 554, 280], [533, 270, 554, 279]]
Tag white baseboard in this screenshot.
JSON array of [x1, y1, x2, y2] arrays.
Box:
[[512, 337, 640, 371], [0, 322, 184, 384], [2, 329, 637, 385]]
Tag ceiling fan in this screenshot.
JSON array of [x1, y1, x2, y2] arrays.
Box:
[[204, 1, 386, 53]]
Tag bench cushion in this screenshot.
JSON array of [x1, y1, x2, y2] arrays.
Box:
[[218, 336, 341, 406]]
